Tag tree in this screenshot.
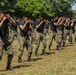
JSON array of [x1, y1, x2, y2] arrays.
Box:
[[15, 0, 54, 18], [45, 0, 75, 17]]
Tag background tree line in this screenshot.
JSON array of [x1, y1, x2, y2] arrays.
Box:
[[0, 0, 76, 18]]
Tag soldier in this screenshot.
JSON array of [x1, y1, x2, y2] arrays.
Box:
[[9, 16, 17, 43], [48, 16, 59, 50], [74, 18, 76, 42], [0, 11, 16, 70], [34, 15, 47, 56], [17, 16, 34, 63], [56, 17, 64, 50], [44, 19, 50, 36], [28, 19, 35, 44], [63, 18, 73, 46]]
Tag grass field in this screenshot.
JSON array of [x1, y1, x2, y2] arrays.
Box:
[[0, 36, 76, 75]]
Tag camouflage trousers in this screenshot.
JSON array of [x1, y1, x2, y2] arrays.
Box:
[[48, 30, 58, 49], [30, 29, 36, 44], [35, 32, 46, 52], [0, 36, 13, 59], [9, 30, 17, 43], [18, 35, 32, 58], [44, 28, 49, 36], [74, 26, 76, 40], [63, 29, 73, 43], [57, 29, 63, 43]]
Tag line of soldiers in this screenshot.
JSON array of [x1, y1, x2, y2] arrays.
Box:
[[0, 11, 76, 70]]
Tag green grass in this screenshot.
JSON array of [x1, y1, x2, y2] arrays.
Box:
[[0, 35, 76, 75]]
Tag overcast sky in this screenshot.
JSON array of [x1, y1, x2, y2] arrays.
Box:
[[72, 3, 76, 10]]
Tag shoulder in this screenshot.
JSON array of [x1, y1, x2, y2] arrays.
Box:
[[35, 19, 39, 22], [18, 21, 24, 25], [35, 19, 40, 25], [4, 19, 10, 23], [50, 19, 54, 23]]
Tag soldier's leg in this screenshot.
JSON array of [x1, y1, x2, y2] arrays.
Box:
[[57, 30, 62, 50], [74, 31, 76, 42], [69, 30, 73, 44], [48, 30, 54, 51], [0, 37, 4, 61], [18, 36, 25, 63], [44, 28, 47, 36], [31, 31, 35, 44], [9, 30, 16, 43], [25, 37, 34, 62], [41, 34, 47, 55], [74, 25, 76, 42], [63, 29, 67, 47], [4, 37, 14, 70], [35, 32, 40, 56]]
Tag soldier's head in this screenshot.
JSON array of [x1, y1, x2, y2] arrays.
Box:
[[54, 16, 58, 21], [23, 16, 28, 22], [38, 15, 43, 21], [0, 10, 5, 19]]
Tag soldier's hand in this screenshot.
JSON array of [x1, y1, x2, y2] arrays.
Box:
[[6, 14, 10, 18], [26, 20, 29, 23], [41, 21, 44, 24], [3, 16, 7, 20]]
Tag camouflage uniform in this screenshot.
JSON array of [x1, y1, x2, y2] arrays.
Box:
[[44, 23, 49, 36], [48, 30, 58, 50], [56, 22, 64, 50], [9, 28, 17, 43], [0, 16, 14, 70], [48, 19, 58, 50], [63, 27, 72, 45], [17, 20, 33, 62], [34, 19, 46, 56], [0, 36, 13, 60], [18, 35, 32, 58], [74, 24, 76, 42], [35, 31, 46, 54]]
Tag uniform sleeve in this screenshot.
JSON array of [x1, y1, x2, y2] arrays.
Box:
[[18, 21, 23, 27], [4, 19, 10, 24], [34, 20, 39, 27], [50, 20, 53, 25]]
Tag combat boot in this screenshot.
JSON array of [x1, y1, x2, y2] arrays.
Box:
[[27, 56, 34, 62], [41, 50, 47, 55], [18, 57, 22, 63], [35, 50, 39, 56], [75, 38, 76, 42], [28, 52, 34, 62], [56, 46, 61, 50], [69, 38, 72, 44], [0, 57, 2, 61], [63, 42, 66, 47], [48, 46, 51, 51], [6, 55, 14, 70], [57, 42, 62, 50]]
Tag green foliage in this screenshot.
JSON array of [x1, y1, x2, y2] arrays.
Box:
[[16, 0, 54, 18], [0, 0, 75, 18]]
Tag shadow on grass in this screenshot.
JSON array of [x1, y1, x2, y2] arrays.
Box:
[[0, 69, 6, 72], [23, 58, 43, 62], [46, 52, 55, 55], [33, 58, 43, 61], [13, 64, 31, 69], [0, 64, 31, 72]]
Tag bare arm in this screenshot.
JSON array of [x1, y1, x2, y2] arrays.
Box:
[[0, 17, 6, 28], [20, 21, 28, 30], [6, 14, 16, 25], [36, 21, 43, 29]]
